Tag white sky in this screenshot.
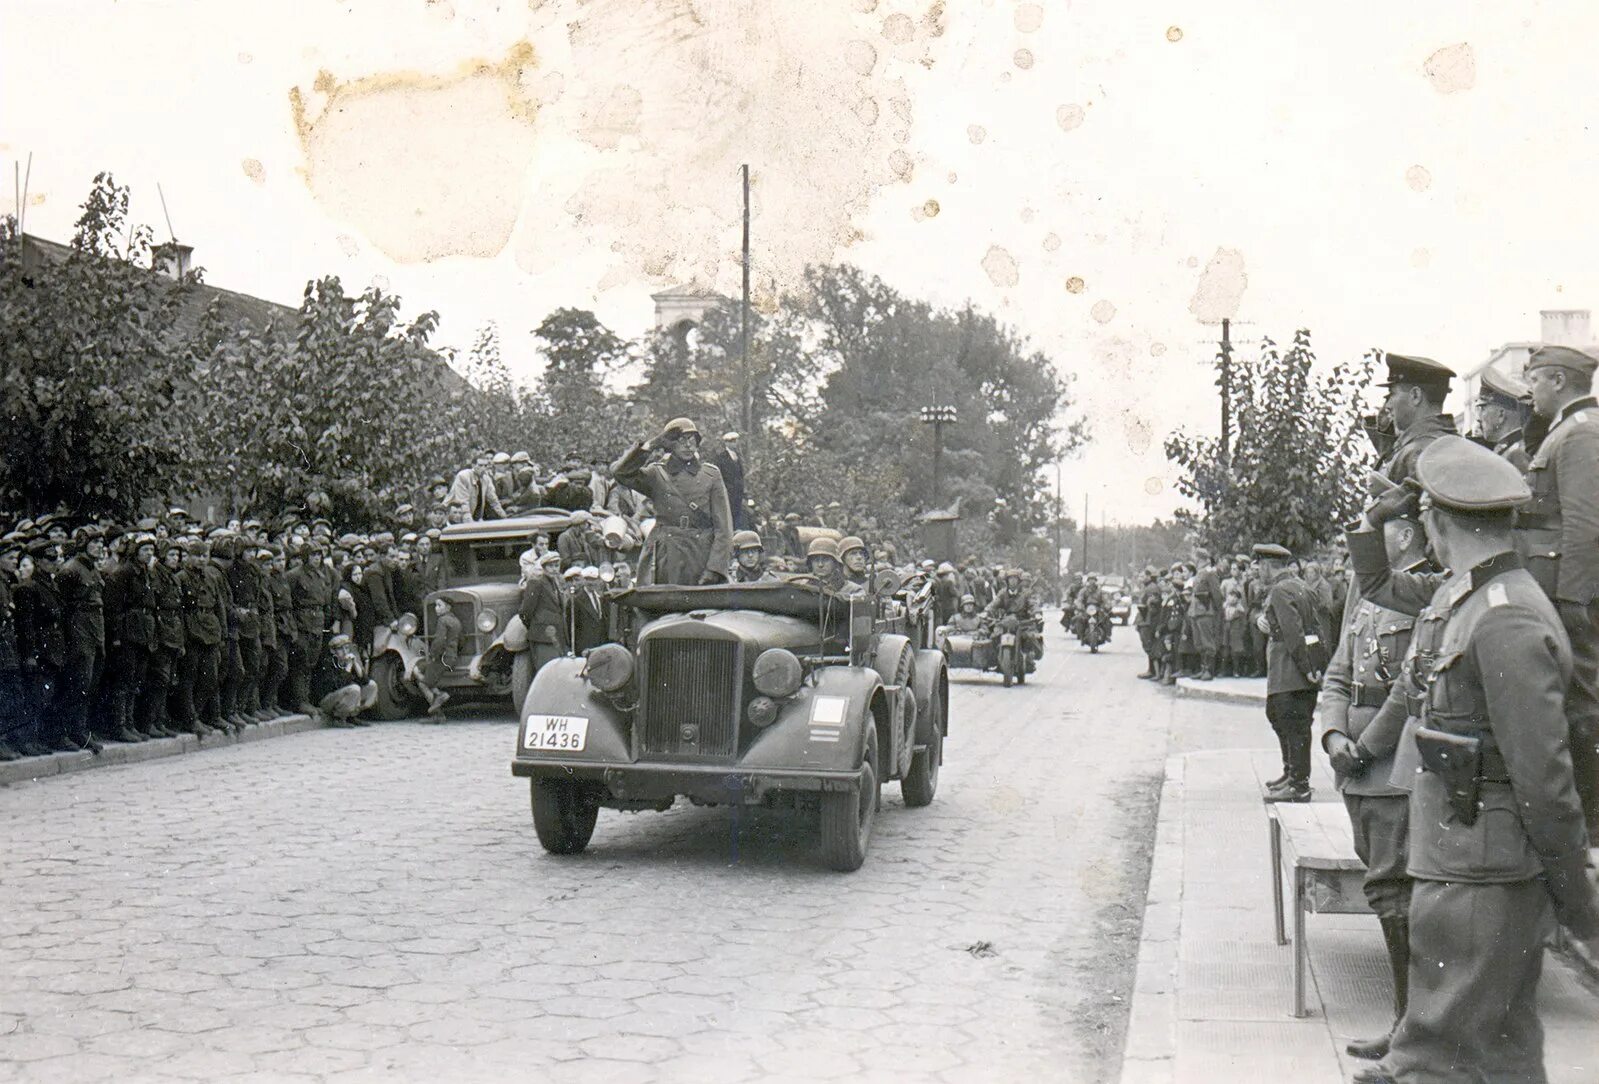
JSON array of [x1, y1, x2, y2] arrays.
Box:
[[6, 1, 1598, 526]]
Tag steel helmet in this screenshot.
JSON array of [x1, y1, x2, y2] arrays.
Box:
[[732, 530, 763, 551], [838, 536, 867, 558], [806, 537, 841, 560]]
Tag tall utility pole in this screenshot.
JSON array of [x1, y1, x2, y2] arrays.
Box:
[[740, 164, 752, 435], [1054, 461, 1063, 579], [1082, 493, 1090, 574], [919, 405, 957, 508], [1219, 317, 1233, 465]]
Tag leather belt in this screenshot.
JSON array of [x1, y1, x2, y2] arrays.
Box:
[[1350, 682, 1389, 708]]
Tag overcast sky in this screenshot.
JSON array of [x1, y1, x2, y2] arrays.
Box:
[[6, 1, 1598, 526]]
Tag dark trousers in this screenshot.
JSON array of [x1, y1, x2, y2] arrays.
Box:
[[1343, 793, 1412, 918], [180, 641, 222, 726], [0, 669, 27, 747], [140, 646, 181, 731], [220, 636, 255, 717], [1265, 689, 1316, 785], [55, 649, 104, 745], [103, 643, 149, 735], [259, 643, 288, 712], [27, 668, 59, 746], [1385, 879, 1551, 1084], [287, 634, 319, 709], [1556, 599, 1599, 845]]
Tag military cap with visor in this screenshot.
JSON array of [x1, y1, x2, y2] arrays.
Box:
[[1525, 344, 1599, 376], [660, 417, 701, 439], [1415, 435, 1531, 513], [1251, 542, 1293, 560], [1477, 365, 1529, 409], [1379, 353, 1455, 390]]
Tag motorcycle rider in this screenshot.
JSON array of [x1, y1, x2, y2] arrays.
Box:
[[949, 594, 987, 634], [987, 569, 1041, 664]]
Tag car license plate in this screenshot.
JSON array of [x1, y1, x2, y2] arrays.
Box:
[[1000, 633, 1017, 647], [523, 714, 589, 752]]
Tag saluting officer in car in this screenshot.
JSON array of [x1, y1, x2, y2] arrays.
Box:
[[612, 418, 734, 587]]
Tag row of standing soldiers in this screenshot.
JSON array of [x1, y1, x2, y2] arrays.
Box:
[[0, 527, 397, 758]]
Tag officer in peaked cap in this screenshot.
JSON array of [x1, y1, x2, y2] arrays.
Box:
[[612, 418, 733, 586], [1474, 366, 1532, 470], [1250, 541, 1324, 802], [1377, 353, 1458, 485], [1517, 342, 1599, 846], [1361, 435, 1599, 1084]]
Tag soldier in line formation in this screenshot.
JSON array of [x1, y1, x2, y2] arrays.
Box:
[[0, 513, 455, 759]]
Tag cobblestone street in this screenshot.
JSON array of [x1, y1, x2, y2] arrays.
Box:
[[0, 620, 1177, 1083]]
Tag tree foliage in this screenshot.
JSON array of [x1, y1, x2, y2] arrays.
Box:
[[1164, 329, 1373, 556], [0, 174, 201, 517]]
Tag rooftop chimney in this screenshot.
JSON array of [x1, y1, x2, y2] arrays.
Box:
[[1539, 308, 1591, 346], [152, 241, 194, 281]]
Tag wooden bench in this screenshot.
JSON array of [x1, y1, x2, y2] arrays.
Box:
[[1266, 800, 1373, 1017]]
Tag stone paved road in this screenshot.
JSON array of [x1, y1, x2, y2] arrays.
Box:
[[0, 618, 1178, 1083]]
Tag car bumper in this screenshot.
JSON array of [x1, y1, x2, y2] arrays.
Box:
[[510, 759, 863, 804]]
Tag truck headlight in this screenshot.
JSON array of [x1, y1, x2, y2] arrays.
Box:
[[583, 643, 634, 692], [476, 610, 498, 633], [752, 648, 803, 698]]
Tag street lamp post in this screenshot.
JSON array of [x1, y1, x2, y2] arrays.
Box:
[[919, 405, 957, 509]]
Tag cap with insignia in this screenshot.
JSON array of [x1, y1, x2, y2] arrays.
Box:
[[1251, 543, 1292, 560], [1525, 344, 1599, 376], [1379, 353, 1454, 390], [1416, 435, 1531, 513], [1477, 366, 1528, 409]]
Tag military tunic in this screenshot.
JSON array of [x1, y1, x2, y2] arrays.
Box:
[[54, 556, 105, 745], [1379, 412, 1457, 485], [1514, 394, 1599, 844], [1493, 428, 1530, 472], [1382, 552, 1599, 1084], [612, 445, 733, 586]]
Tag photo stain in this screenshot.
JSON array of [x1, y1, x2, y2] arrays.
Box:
[[1423, 42, 1475, 94], [1065, 276, 1086, 294], [1166, 26, 1183, 43]]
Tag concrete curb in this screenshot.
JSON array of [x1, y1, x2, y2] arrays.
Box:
[[1118, 754, 1185, 1084], [1172, 676, 1267, 707], [0, 714, 322, 786]]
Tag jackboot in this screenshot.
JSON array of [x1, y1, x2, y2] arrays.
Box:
[[1348, 914, 1409, 1060]]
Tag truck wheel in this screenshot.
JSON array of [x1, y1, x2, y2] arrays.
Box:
[[820, 728, 878, 872], [1000, 645, 1014, 687], [530, 778, 599, 855], [511, 651, 534, 716], [901, 686, 942, 808], [368, 654, 417, 720]]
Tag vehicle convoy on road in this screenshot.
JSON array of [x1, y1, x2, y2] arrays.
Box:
[[510, 576, 950, 871], [366, 511, 579, 719]]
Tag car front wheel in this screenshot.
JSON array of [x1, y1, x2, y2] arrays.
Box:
[[530, 778, 599, 855], [820, 728, 879, 872]]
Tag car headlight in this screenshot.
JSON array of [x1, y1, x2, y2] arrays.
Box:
[[747, 695, 779, 728], [752, 648, 803, 698], [583, 643, 634, 692], [476, 610, 498, 634], [396, 613, 418, 637]]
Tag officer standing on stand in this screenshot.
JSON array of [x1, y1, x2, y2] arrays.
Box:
[[1376, 354, 1457, 483], [1361, 436, 1599, 1084], [1517, 344, 1599, 845], [612, 418, 734, 586], [1474, 367, 1531, 471]]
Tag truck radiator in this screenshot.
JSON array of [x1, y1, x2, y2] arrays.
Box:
[[640, 639, 741, 758]]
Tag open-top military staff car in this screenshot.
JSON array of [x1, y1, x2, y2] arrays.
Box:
[[366, 510, 580, 718], [510, 578, 950, 871]]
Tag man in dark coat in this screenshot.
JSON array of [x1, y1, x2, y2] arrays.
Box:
[[179, 539, 230, 736], [55, 529, 108, 753], [16, 541, 69, 751], [102, 535, 158, 741], [1377, 353, 1457, 484], [144, 539, 188, 736], [1254, 543, 1326, 802], [613, 418, 734, 586], [263, 547, 296, 716], [517, 550, 569, 676], [711, 432, 748, 529]]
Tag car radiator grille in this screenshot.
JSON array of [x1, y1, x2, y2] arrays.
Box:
[[641, 639, 740, 758], [425, 601, 480, 652]]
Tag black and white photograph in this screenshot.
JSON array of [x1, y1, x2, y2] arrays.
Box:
[[2, 2, 1598, 1081]]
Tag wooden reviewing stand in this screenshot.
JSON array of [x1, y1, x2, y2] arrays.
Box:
[[1266, 799, 1373, 1017]]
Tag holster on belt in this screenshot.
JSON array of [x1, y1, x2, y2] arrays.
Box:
[[1414, 726, 1482, 825]]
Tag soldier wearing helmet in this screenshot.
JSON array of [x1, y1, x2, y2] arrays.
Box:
[[612, 417, 734, 586], [838, 536, 869, 592], [950, 593, 986, 633], [731, 530, 776, 583], [806, 537, 849, 593]]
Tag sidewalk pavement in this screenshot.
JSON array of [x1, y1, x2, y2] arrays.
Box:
[[0, 713, 321, 787], [1174, 673, 1267, 706], [1120, 747, 1599, 1083]]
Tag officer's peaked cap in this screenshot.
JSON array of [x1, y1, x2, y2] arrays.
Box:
[[1251, 543, 1292, 560], [1478, 366, 1528, 406], [1416, 435, 1531, 513], [1379, 353, 1454, 390]]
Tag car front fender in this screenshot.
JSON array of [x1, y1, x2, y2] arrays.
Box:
[[741, 666, 881, 774], [515, 656, 632, 764]]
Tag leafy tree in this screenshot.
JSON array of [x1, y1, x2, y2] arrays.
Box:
[[526, 310, 638, 466], [0, 174, 202, 517], [1165, 329, 1373, 556], [192, 277, 465, 524]]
